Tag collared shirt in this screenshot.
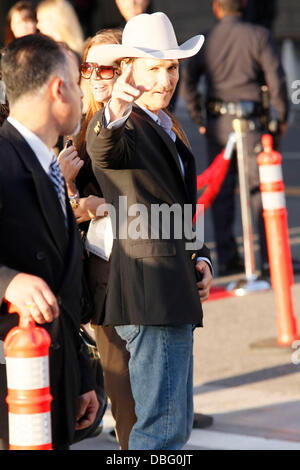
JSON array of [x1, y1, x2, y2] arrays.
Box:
[[7, 116, 55, 175], [139, 106, 176, 142]]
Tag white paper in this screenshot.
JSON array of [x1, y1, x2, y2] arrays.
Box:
[[85, 216, 114, 261]]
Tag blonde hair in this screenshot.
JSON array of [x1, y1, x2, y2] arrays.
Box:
[[37, 0, 84, 56], [77, 28, 123, 152]]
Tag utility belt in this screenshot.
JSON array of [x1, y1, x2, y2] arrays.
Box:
[[207, 99, 263, 119]]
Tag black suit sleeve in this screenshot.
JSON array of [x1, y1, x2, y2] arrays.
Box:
[[78, 346, 97, 394], [197, 243, 211, 262], [0, 266, 19, 309], [0, 180, 20, 307]]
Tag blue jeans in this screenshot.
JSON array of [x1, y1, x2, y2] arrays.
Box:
[[114, 324, 194, 450]]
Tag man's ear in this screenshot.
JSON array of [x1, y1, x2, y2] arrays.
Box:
[[49, 76, 65, 103]]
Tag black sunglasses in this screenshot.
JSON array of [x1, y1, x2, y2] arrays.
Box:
[[80, 62, 117, 80]]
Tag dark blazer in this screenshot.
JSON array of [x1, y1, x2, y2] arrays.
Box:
[[0, 121, 94, 447], [86, 105, 211, 327]]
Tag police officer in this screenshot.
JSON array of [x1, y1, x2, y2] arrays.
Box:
[[181, 0, 289, 277]]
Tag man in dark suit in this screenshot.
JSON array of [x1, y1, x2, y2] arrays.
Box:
[[86, 12, 213, 450], [0, 34, 98, 450]]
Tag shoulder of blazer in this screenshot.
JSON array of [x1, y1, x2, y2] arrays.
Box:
[[87, 106, 135, 138], [0, 120, 69, 256], [0, 121, 21, 159], [87, 106, 136, 170], [0, 120, 40, 164], [87, 108, 105, 138]]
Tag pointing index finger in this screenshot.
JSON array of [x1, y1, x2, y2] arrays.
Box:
[[121, 63, 134, 84], [120, 63, 152, 94]]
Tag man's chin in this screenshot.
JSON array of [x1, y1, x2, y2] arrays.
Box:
[[149, 96, 173, 113], [67, 119, 81, 137], [157, 95, 173, 110]]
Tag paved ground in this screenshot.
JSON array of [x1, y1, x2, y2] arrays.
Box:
[[71, 274, 300, 451]]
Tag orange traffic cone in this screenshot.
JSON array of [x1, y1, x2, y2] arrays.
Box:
[[257, 134, 298, 346]]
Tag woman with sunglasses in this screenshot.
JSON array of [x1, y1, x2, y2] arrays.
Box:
[[58, 28, 136, 450]]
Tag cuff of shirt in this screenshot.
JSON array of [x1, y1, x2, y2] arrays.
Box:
[[104, 100, 133, 129], [197, 257, 214, 276]]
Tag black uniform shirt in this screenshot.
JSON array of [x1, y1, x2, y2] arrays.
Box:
[[182, 15, 289, 126]]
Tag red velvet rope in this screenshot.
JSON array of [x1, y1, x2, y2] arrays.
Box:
[[193, 150, 231, 223]]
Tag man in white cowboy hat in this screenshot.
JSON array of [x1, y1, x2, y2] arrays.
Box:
[[86, 12, 213, 450]]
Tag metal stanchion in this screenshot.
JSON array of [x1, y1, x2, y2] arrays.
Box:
[[226, 118, 270, 295]]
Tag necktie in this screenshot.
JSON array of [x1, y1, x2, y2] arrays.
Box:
[[49, 155, 68, 223]]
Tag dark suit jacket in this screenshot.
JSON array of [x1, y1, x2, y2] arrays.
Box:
[[181, 15, 289, 126], [86, 105, 211, 327], [0, 121, 94, 447]]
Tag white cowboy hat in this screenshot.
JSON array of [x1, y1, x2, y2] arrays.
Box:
[[96, 12, 205, 65]]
